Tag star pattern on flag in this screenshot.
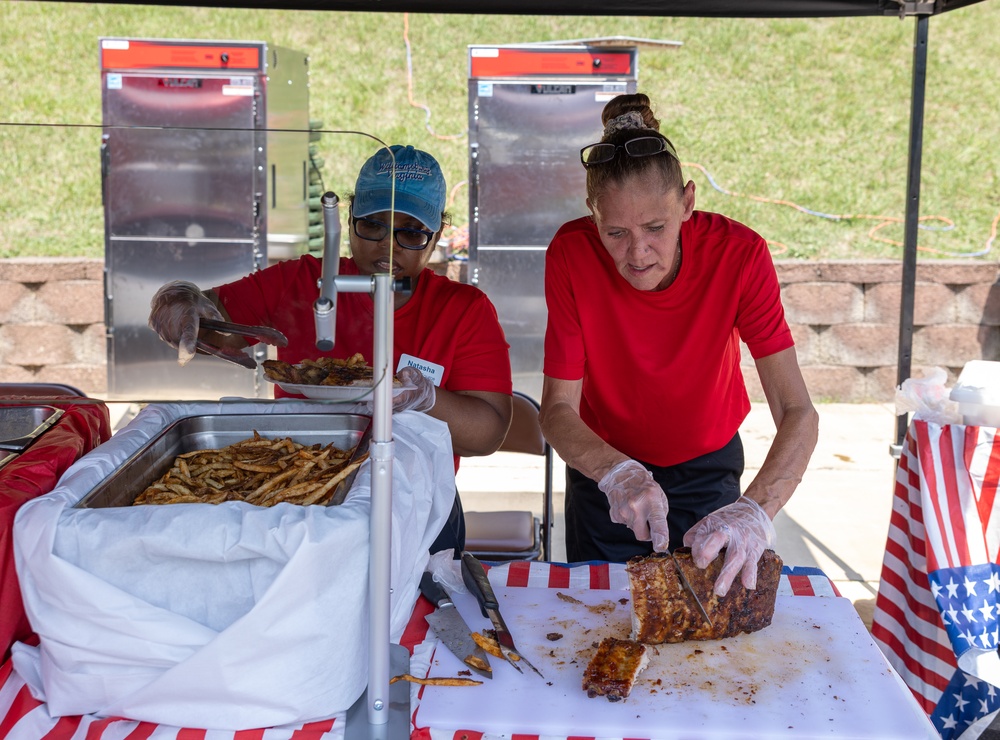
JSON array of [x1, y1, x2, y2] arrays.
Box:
[[929, 563, 1000, 653], [931, 670, 1000, 739], [987, 571, 1000, 595]]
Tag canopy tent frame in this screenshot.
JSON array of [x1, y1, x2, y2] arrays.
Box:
[[895, 13, 929, 451], [36, 1, 989, 737], [57, 0, 983, 16]]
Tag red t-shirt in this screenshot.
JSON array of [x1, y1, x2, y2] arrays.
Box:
[[216, 256, 512, 400], [543, 211, 792, 467]]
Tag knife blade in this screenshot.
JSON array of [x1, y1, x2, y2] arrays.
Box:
[[419, 571, 492, 679], [461, 551, 544, 678], [670, 551, 714, 630]]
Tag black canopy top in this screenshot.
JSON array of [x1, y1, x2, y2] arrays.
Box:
[[47, 0, 988, 17]]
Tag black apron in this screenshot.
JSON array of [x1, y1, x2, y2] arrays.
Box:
[[430, 488, 466, 557], [564, 432, 744, 562]]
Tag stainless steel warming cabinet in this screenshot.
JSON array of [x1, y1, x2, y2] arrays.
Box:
[[100, 37, 311, 400], [466, 44, 638, 399]]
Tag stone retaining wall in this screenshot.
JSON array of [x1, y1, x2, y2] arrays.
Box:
[[1, 259, 107, 393], [753, 260, 1000, 402], [2, 257, 998, 402]]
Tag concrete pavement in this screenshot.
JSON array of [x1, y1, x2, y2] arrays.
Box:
[[749, 402, 899, 628]]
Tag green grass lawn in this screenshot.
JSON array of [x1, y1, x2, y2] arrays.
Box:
[[1, 1, 997, 260]]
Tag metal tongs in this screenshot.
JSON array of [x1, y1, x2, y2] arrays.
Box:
[[670, 550, 714, 630], [198, 318, 288, 369], [461, 551, 544, 678]]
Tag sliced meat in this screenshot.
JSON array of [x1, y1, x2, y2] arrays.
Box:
[[627, 547, 782, 644], [582, 637, 649, 702]]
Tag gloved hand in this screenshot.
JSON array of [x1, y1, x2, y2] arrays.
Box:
[[388, 366, 436, 413], [148, 280, 224, 366], [682, 497, 776, 597], [597, 460, 670, 552]]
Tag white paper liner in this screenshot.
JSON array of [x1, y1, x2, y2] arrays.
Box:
[[12, 402, 454, 730]]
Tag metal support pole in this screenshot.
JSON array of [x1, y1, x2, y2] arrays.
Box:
[[893, 14, 930, 455], [366, 272, 394, 726], [331, 143, 413, 738], [343, 270, 411, 739], [314, 192, 342, 352]]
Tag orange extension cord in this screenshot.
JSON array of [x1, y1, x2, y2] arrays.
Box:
[[684, 162, 1000, 259], [403, 14, 465, 142]]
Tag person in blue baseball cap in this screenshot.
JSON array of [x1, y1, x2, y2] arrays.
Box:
[[148, 144, 514, 555], [352, 144, 447, 232]]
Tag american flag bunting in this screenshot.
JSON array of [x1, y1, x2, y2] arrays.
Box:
[[872, 419, 1000, 739]]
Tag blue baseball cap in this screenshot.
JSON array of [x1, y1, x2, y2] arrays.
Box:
[[352, 145, 446, 232]]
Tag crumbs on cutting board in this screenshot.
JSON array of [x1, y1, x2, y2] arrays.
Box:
[[587, 600, 620, 615], [555, 591, 624, 616]]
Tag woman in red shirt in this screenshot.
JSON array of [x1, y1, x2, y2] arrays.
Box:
[[539, 94, 818, 595], [148, 145, 513, 555]]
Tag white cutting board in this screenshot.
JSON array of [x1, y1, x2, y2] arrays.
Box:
[[415, 586, 936, 739]]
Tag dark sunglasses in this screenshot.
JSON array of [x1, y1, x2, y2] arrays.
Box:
[[580, 136, 678, 168], [351, 214, 436, 250]]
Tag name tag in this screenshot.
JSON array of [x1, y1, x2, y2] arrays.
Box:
[[397, 354, 444, 387]]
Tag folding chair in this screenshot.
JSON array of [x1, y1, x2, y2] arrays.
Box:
[[463, 391, 553, 561]]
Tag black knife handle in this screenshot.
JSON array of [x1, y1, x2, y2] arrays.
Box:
[[419, 571, 453, 609], [461, 551, 498, 617]]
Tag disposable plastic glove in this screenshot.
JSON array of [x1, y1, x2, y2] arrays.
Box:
[[362, 366, 436, 415], [392, 366, 436, 412], [148, 280, 224, 366], [682, 497, 776, 597], [427, 549, 466, 594], [597, 459, 670, 552]]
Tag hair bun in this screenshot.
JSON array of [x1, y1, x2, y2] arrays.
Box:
[[603, 111, 647, 136], [601, 93, 660, 132]]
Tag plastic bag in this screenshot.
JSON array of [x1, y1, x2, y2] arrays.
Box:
[[895, 366, 962, 424], [427, 548, 467, 595]]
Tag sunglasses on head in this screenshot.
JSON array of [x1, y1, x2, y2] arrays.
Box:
[[580, 136, 678, 168]]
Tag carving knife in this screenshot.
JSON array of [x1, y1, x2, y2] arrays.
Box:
[[419, 571, 492, 679], [670, 551, 714, 629], [461, 551, 544, 678]]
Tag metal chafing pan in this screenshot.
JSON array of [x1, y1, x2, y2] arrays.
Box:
[[0, 405, 64, 453], [75, 413, 372, 509]]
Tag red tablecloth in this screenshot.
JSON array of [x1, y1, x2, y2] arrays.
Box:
[[0, 561, 836, 740], [0, 398, 111, 662]]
